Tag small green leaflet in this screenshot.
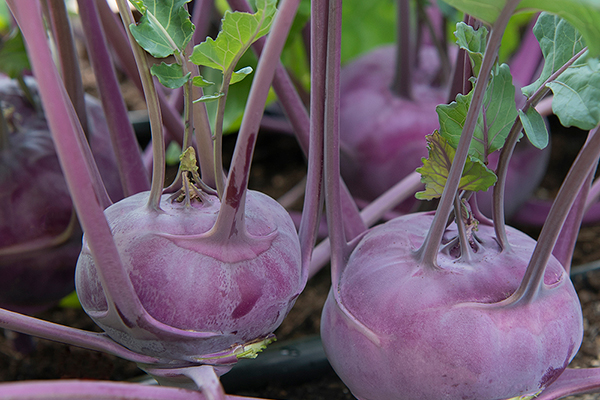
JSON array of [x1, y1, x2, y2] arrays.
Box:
[[194, 92, 225, 103], [231, 66, 253, 84], [438, 0, 600, 57], [522, 13, 585, 98], [128, 0, 194, 58], [150, 62, 191, 89], [518, 107, 549, 149], [190, 0, 276, 74], [192, 75, 215, 87], [455, 22, 488, 77], [416, 131, 497, 200], [436, 63, 518, 162], [547, 57, 600, 130]]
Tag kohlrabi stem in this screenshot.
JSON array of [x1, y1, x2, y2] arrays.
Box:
[[506, 124, 600, 305], [115, 0, 165, 211], [211, 0, 300, 239], [0, 308, 157, 364], [44, 0, 89, 135], [7, 0, 154, 337], [212, 9, 273, 199], [228, 0, 366, 240], [192, 84, 218, 187], [492, 47, 588, 248], [418, 0, 520, 269], [96, 0, 186, 148], [77, 0, 150, 197], [212, 83, 230, 198], [553, 167, 595, 272], [390, 0, 413, 99], [321, 0, 381, 346], [322, 0, 349, 284], [0, 381, 267, 400]]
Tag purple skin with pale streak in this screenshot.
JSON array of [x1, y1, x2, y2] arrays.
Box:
[[321, 212, 583, 400], [0, 77, 123, 314], [75, 189, 303, 361]]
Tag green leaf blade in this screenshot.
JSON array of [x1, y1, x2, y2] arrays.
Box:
[[128, 0, 194, 58], [190, 0, 276, 74], [416, 131, 497, 200], [518, 107, 549, 149], [439, 0, 600, 57], [547, 57, 600, 130], [455, 22, 489, 76], [522, 13, 585, 97], [436, 64, 517, 163], [150, 62, 191, 89], [231, 66, 253, 84]]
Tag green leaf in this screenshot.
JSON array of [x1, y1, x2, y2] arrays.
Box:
[[547, 57, 600, 130], [518, 107, 549, 149], [128, 0, 194, 58], [522, 13, 585, 97], [165, 141, 182, 165], [192, 75, 215, 87], [193, 92, 225, 103], [437, 63, 518, 162], [454, 22, 488, 76], [190, 0, 276, 73], [150, 62, 191, 88], [416, 131, 498, 200], [231, 66, 253, 84], [438, 0, 600, 57], [0, 29, 30, 78]]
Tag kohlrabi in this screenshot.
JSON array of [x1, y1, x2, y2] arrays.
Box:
[[319, 1, 600, 398], [339, 1, 552, 219], [2, 0, 320, 396], [0, 74, 123, 314]]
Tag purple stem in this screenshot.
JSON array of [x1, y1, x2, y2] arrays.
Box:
[[0, 308, 156, 364], [77, 0, 150, 197], [553, 166, 596, 272], [94, 0, 185, 147], [585, 175, 600, 210], [7, 0, 151, 340], [227, 0, 365, 240], [0, 380, 267, 400], [114, 0, 165, 210], [535, 368, 600, 400], [168, 0, 213, 111], [211, 0, 301, 240], [508, 125, 600, 305], [321, 0, 347, 284], [44, 0, 88, 135], [391, 0, 413, 99], [418, 0, 521, 269], [493, 47, 588, 249]]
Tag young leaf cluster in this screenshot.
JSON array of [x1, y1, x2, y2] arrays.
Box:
[[417, 22, 516, 200], [417, 12, 600, 201], [129, 0, 276, 97]]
